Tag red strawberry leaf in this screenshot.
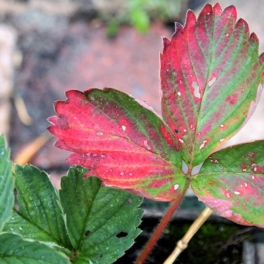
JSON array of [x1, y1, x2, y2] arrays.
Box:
[[192, 141, 264, 227], [161, 3, 264, 167], [48, 89, 188, 201]]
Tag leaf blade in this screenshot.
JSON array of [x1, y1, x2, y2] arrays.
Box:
[[59, 166, 143, 263], [161, 3, 264, 166], [49, 89, 187, 201], [0, 135, 14, 231], [13, 165, 71, 248], [4, 210, 57, 243], [0, 233, 70, 264], [192, 140, 264, 227]]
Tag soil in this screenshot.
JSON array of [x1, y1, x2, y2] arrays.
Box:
[[117, 218, 249, 264]]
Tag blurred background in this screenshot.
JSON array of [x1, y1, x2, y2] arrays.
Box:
[[0, 0, 264, 187]]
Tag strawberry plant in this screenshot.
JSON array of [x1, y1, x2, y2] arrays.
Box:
[[0, 135, 143, 263], [1, 2, 264, 264], [48, 2, 264, 262]]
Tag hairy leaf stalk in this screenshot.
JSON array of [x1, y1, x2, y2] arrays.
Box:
[[135, 187, 188, 264]]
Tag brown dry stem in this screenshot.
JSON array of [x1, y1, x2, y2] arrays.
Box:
[[164, 206, 213, 264], [14, 132, 52, 165], [14, 95, 33, 125]]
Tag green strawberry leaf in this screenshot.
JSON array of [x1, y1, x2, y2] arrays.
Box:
[[4, 210, 55, 242], [59, 166, 143, 264], [0, 135, 14, 231], [0, 233, 70, 263], [192, 141, 264, 227], [161, 3, 264, 167], [7, 165, 71, 248]]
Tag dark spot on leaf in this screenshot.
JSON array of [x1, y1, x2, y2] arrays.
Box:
[[116, 232, 128, 238], [126, 198, 132, 204], [174, 129, 179, 134], [84, 230, 91, 236], [72, 249, 77, 257], [99, 254, 103, 258]]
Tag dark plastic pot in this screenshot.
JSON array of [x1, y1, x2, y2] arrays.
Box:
[[117, 196, 263, 264]]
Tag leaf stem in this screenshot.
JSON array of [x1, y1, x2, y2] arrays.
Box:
[[163, 206, 213, 264], [135, 196, 184, 264]]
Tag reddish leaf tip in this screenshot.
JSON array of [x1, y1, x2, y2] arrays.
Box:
[[199, 4, 213, 17], [174, 22, 184, 34], [212, 3, 222, 15], [222, 5, 237, 20], [185, 9, 196, 27], [235, 18, 249, 35], [65, 89, 82, 99], [48, 114, 69, 130], [168, 22, 185, 48], [197, 3, 223, 17], [51, 100, 62, 115], [47, 116, 57, 126], [53, 100, 65, 113], [162, 37, 171, 51], [249, 32, 259, 44]]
